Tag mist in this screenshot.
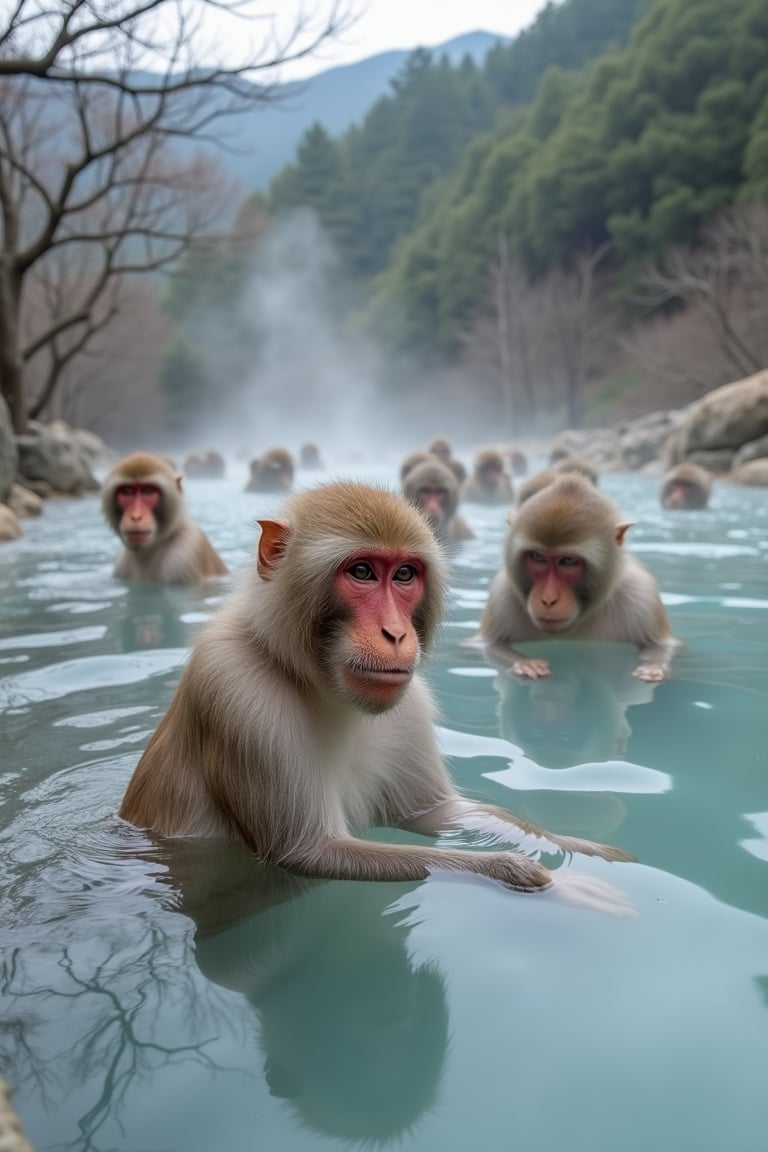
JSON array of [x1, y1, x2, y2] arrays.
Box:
[[180, 210, 495, 469]]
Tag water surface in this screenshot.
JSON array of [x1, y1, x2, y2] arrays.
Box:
[[1, 464, 767, 1152]]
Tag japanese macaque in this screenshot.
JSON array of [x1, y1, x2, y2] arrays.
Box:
[[477, 474, 679, 682], [463, 449, 515, 504], [399, 451, 430, 484], [553, 456, 599, 486], [120, 482, 632, 904], [402, 458, 474, 544], [101, 452, 228, 584], [659, 462, 711, 509], [506, 448, 528, 477], [299, 442, 324, 470], [428, 436, 452, 465], [184, 450, 226, 479], [245, 448, 295, 493]]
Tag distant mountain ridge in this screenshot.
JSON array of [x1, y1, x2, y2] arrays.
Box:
[[210, 30, 506, 192]]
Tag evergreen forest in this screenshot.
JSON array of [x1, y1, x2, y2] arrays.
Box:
[[164, 0, 768, 443]]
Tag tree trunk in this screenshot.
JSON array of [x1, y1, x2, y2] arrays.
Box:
[[0, 257, 26, 433]]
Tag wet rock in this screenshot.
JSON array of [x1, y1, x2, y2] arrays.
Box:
[[0, 396, 18, 504]]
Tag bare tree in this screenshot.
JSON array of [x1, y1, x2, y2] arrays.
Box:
[[0, 1, 353, 432], [461, 238, 615, 434], [541, 241, 612, 428], [634, 202, 768, 386]]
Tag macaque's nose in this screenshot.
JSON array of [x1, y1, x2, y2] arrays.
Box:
[[382, 624, 407, 646]]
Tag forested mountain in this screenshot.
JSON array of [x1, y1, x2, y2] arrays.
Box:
[[198, 30, 504, 192], [268, 0, 652, 283], [373, 0, 768, 358], [163, 0, 768, 444]]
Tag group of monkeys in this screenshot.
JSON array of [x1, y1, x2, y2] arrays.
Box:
[[98, 436, 701, 906]]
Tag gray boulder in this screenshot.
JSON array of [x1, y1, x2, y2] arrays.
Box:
[[668, 369, 768, 463], [16, 421, 100, 494]]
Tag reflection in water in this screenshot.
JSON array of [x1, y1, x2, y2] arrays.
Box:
[[493, 641, 656, 768], [1, 832, 449, 1150], [165, 841, 449, 1145]]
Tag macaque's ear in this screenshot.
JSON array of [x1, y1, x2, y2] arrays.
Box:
[[257, 518, 292, 580], [615, 522, 634, 546], [175, 474, 183, 492]]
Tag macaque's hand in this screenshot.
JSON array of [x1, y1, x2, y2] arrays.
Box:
[[549, 869, 636, 918], [633, 663, 667, 682], [510, 657, 550, 679]]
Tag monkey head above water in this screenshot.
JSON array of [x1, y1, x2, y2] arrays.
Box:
[[402, 458, 474, 544], [119, 481, 633, 909], [660, 462, 712, 509], [101, 452, 228, 584], [477, 474, 679, 682]]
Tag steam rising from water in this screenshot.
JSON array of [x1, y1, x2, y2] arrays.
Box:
[[184, 210, 482, 466]]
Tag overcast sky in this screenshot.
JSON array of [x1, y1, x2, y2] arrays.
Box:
[[231, 1, 548, 80]]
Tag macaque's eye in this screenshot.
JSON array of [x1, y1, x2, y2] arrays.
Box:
[[139, 484, 157, 498], [558, 555, 580, 568], [393, 564, 418, 584], [120, 485, 137, 498], [348, 561, 375, 581], [529, 551, 547, 565]]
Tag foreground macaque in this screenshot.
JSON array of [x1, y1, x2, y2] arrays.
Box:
[[463, 449, 515, 504], [516, 469, 556, 506], [478, 475, 679, 682], [403, 458, 474, 543], [245, 447, 295, 493], [660, 462, 711, 509], [120, 482, 631, 898], [101, 452, 228, 583]]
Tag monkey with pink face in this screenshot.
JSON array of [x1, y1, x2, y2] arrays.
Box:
[[478, 474, 679, 682], [120, 481, 632, 908], [102, 452, 228, 584]]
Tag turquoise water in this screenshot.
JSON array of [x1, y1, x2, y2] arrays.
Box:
[[2, 465, 768, 1152]]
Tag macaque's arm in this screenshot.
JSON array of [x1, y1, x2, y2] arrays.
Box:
[[403, 798, 633, 863]]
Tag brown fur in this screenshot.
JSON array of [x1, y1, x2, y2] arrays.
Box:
[[101, 452, 228, 584], [245, 447, 295, 493], [553, 457, 598, 485], [403, 459, 474, 544], [479, 475, 679, 680], [660, 462, 712, 509], [120, 481, 632, 894], [516, 469, 556, 506], [723, 460, 768, 487], [462, 449, 515, 505], [400, 451, 431, 483]]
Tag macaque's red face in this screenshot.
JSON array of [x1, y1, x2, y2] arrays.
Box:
[[416, 485, 449, 524], [115, 483, 161, 549], [663, 482, 691, 509], [334, 550, 426, 712], [524, 549, 586, 632]]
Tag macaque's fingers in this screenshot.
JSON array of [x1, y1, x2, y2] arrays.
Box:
[[494, 853, 552, 892], [511, 657, 550, 678], [633, 664, 667, 682], [549, 870, 636, 918], [550, 834, 635, 864]]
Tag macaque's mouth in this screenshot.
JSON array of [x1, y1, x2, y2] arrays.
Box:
[[124, 531, 152, 546], [534, 615, 574, 632], [344, 666, 412, 687]]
